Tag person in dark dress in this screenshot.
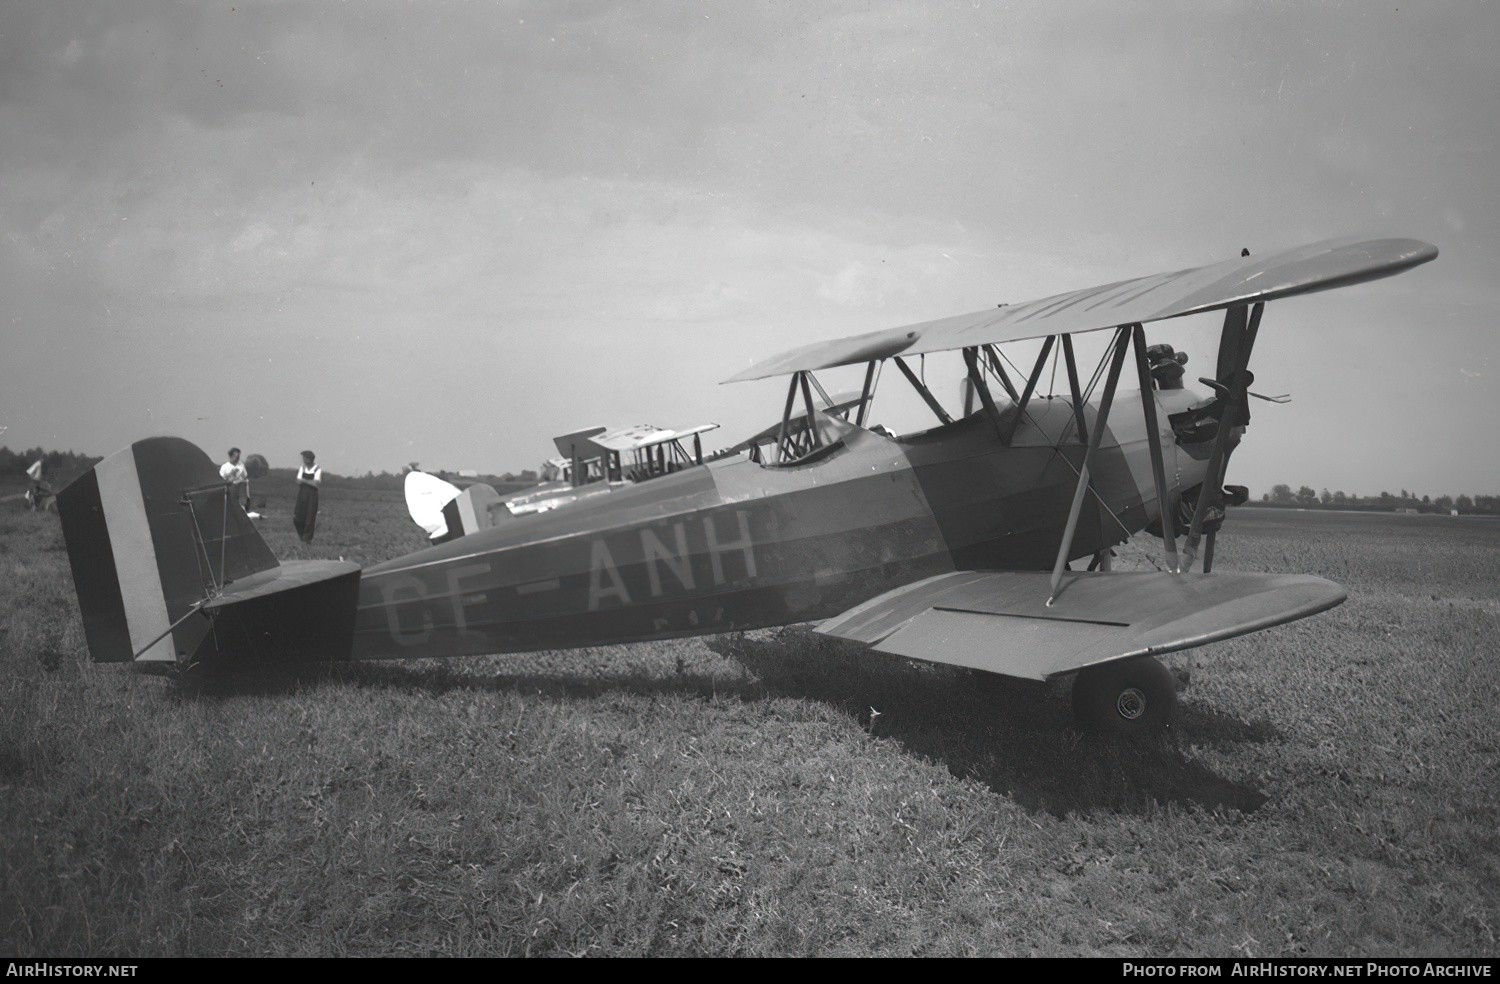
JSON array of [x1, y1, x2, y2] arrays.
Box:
[[293, 450, 322, 543]]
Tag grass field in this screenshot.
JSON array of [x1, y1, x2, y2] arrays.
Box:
[[3, 484, 1498, 956]]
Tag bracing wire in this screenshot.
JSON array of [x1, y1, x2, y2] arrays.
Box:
[[999, 346, 1026, 382], [1082, 328, 1127, 404]]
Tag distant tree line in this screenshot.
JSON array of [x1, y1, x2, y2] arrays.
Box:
[[0, 447, 540, 496], [1250, 484, 1500, 515], [324, 468, 538, 492], [245, 467, 539, 494], [0, 447, 102, 491]]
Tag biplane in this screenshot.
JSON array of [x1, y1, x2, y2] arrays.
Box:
[[55, 236, 1436, 734], [403, 421, 727, 539]]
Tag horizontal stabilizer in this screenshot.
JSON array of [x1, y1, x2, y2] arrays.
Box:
[[202, 560, 362, 660], [816, 570, 1347, 680]]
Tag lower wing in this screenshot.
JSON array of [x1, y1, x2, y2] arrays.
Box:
[[816, 569, 1346, 680]]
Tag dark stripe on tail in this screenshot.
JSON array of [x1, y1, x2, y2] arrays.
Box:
[[56, 468, 134, 662]]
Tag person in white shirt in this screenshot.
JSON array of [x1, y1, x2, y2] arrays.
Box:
[[25, 459, 50, 511], [293, 450, 322, 543], [220, 448, 250, 513]]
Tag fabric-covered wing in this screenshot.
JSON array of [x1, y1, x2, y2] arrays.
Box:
[[816, 570, 1347, 681], [725, 236, 1437, 382]]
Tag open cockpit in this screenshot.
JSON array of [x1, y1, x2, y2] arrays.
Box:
[[721, 320, 1271, 476], [725, 332, 1186, 468]]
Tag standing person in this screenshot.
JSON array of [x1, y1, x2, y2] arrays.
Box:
[[220, 447, 250, 513], [25, 459, 50, 512], [293, 450, 322, 543]]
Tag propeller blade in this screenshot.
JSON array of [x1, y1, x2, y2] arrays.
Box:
[[1249, 391, 1292, 404]]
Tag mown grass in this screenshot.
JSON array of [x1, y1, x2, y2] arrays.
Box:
[[2, 491, 1498, 956]]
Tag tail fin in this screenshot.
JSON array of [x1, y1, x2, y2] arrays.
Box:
[[447, 483, 501, 538], [58, 437, 357, 663], [405, 472, 501, 543]]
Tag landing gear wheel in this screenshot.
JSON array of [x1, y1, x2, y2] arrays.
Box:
[[1071, 656, 1176, 737]]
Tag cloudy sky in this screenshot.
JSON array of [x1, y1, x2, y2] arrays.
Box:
[[2, 1, 1495, 497]]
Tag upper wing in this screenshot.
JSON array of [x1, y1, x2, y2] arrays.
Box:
[[815, 569, 1347, 680], [591, 422, 721, 452], [724, 236, 1437, 382]]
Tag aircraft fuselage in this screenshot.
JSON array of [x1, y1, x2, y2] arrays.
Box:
[[350, 388, 1211, 660]]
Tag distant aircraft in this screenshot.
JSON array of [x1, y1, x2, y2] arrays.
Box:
[[402, 422, 727, 541], [55, 236, 1436, 735]]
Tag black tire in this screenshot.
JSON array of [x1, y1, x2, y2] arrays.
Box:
[[1071, 656, 1176, 736]]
